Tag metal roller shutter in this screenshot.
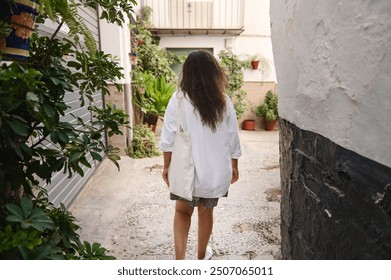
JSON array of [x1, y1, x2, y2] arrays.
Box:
[[38, 5, 104, 208]]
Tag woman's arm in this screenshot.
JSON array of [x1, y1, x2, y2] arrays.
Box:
[[162, 152, 172, 186], [231, 158, 239, 184], [160, 93, 178, 187]]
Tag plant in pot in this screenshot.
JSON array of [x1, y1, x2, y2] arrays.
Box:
[[126, 124, 160, 158], [254, 90, 278, 131], [242, 119, 256, 131], [0, 0, 40, 60], [249, 54, 261, 70], [143, 76, 176, 132], [0, 0, 103, 60]]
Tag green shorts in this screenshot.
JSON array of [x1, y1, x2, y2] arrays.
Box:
[[170, 192, 228, 208]]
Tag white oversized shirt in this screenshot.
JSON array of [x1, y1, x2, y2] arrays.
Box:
[[159, 91, 242, 198]]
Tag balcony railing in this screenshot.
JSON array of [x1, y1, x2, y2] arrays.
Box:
[[139, 0, 244, 36]]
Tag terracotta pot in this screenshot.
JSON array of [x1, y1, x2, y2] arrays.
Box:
[[0, 0, 40, 60], [130, 53, 138, 65], [264, 119, 277, 131], [243, 119, 256, 131], [144, 114, 159, 126], [251, 60, 259, 70]]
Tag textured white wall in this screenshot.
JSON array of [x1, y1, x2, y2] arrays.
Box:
[[238, 0, 276, 82], [243, 0, 270, 36], [270, 0, 391, 167], [99, 17, 132, 85]]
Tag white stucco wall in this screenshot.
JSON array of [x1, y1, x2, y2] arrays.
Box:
[[237, 37, 276, 82], [237, 0, 276, 82], [99, 15, 133, 143], [270, 0, 391, 167], [99, 17, 132, 85]]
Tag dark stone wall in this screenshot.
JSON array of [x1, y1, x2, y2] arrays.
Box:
[[279, 119, 391, 259]]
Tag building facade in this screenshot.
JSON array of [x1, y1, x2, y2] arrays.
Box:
[[136, 0, 277, 129]]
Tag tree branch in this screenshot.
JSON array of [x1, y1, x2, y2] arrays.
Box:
[[42, 21, 64, 63]]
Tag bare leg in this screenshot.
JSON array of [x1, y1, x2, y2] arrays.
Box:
[[197, 205, 214, 259], [173, 200, 194, 260]]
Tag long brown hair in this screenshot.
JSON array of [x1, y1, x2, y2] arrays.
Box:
[[180, 50, 228, 131]]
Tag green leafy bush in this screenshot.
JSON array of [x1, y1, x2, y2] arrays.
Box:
[[127, 125, 160, 159], [254, 90, 278, 121], [130, 6, 179, 125], [218, 50, 247, 119], [0, 0, 136, 260], [0, 193, 115, 259]]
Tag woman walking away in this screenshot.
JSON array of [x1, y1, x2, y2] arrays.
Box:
[[159, 50, 242, 260]]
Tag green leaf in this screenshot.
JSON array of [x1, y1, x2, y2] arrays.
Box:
[[5, 215, 23, 223], [74, 165, 85, 177], [108, 154, 121, 161], [20, 143, 33, 159], [90, 132, 102, 140], [20, 197, 33, 218], [42, 103, 56, 118], [91, 152, 103, 161], [26, 241, 61, 260], [5, 197, 55, 232], [5, 203, 23, 219], [79, 156, 92, 168], [52, 158, 66, 172], [67, 61, 81, 69], [33, 242, 54, 259], [50, 131, 60, 143], [37, 148, 60, 157], [69, 151, 83, 163], [58, 132, 69, 144], [49, 77, 61, 85], [6, 118, 29, 137], [29, 209, 55, 231], [108, 157, 120, 171]]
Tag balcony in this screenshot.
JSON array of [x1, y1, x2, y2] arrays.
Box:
[[139, 0, 244, 36]]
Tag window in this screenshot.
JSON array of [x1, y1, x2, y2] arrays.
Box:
[[167, 48, 213, 76]]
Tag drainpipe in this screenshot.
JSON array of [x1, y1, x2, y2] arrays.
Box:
[[123, 16, 133, 147], [124, 82, 133, 147], [96, 6, 108, 148]]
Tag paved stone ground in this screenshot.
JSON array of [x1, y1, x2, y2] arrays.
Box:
[[69, 130, 281, 260]]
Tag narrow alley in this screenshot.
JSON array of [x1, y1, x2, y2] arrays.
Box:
[[70, 130, 281, 260]]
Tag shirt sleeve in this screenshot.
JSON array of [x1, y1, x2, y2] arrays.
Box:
[[226, 97, 242, 159], [159, 92, 178, 152]]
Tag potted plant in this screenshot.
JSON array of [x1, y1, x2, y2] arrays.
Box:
[[132, 70, 154, 94], [132, 71, 176, 132], [249, 54, 261, 70], [144, 76, 176, 132], [0, 0, 109, 61], [0, 0, 40, 60], [254, 90, 278, 131], [126, 124, 160, 158], [129, 13, 178, 84], [130, 52, 138, 65], [242, 119, 256, 131]]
